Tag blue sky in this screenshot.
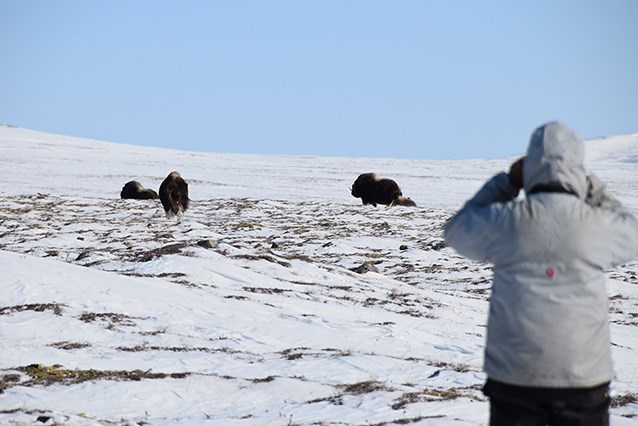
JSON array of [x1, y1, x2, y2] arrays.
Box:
[[1, 1, 637, 160]]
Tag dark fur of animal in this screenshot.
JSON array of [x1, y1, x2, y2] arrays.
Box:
[[120, 181, 159, 200], [159, 171, 190, 218], [350, 173, 416, 207]]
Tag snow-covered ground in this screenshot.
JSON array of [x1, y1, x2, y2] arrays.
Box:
[[0, 125, 636, 425]]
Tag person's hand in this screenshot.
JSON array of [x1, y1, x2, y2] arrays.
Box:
[[508, 157, 525, 190]]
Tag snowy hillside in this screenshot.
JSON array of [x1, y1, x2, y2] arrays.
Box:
[[0, 125, 637, 425], [586, 133, 638, 164]]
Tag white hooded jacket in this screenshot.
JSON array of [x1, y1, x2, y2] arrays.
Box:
[[444, 122, 638, 388]]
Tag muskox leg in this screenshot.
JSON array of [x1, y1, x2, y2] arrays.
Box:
[[166, 207, 184, 221]]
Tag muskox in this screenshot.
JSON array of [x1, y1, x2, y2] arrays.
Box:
[[159, 171, 190, 218], [351, 173, 416, 207], [120, 181, 159, 200]]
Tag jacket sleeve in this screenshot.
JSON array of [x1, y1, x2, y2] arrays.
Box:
[[587, 174, 638, 267], [586, 173, 622, 209], [444, 172, 520, 262]]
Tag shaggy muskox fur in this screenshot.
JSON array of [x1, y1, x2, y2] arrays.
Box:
[[159, 171, 190, 218], [120, 181, 159, 200], [351, 173, 416, 207]]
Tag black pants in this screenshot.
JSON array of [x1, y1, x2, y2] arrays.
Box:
[[483, 379, 610, 426]]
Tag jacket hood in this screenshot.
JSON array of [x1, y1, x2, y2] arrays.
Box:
[[523, 122, 587, 198]]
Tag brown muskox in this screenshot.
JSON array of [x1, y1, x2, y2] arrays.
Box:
[[159, 171, 190, 218], [351, 173, 416, 207], [120, 181, 159, 200]]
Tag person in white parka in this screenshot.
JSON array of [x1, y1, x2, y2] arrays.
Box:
[[444, 122, 638, 425]]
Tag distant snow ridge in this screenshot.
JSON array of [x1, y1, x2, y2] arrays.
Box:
[[585, 133, 638, 163]]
